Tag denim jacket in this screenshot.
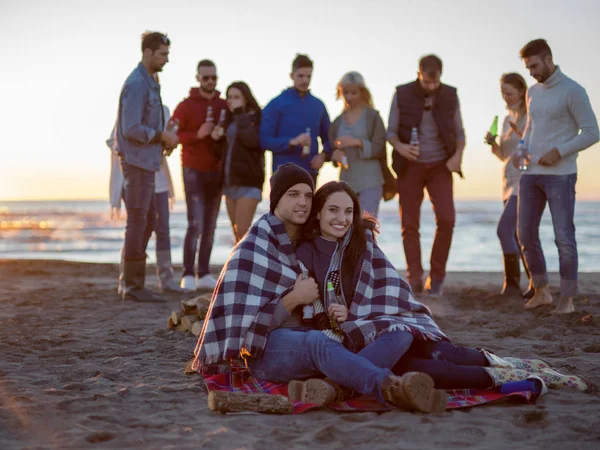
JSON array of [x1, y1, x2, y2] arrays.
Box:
[[115, 62, 164, 171]]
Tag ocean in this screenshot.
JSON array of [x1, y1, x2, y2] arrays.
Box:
[[1, 199, 599, 272]]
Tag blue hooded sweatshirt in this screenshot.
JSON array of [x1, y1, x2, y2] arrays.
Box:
[[260, 88, 331, 175]]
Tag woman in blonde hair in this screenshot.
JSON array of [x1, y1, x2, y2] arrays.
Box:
[[329, 71, 389, 217]]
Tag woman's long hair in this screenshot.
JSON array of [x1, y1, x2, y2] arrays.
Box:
[[500, 72, 528, 113], [336, 71, 374, 110], [226, 81, 262, 121], [304, 181, 379, 285]]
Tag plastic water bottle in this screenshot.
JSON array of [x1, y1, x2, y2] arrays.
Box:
[[301, 128, 311, 156], [516, 139, 530, 173], [410, 127, 419, 146]]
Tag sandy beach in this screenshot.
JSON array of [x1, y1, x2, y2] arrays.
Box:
[[0, 259, 598, 450]]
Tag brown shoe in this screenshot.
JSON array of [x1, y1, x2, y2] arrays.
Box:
[[382, 372, 447, 413], [287, 379, 344, 406]]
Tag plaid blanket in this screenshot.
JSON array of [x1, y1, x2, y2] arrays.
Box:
[[194, 213, 448, 373], [203, 368, 538, 413], [339, 230, 447, 351], [194, 213, 299, 369]]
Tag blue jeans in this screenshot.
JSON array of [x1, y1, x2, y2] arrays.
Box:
[[497, 196, 519, 255], [154, 191, 170, 252], [518, 174, 578, 297], [247, 328, 413, 403], [393, 340, 492, 390], [122, 162, 156, 261], [182, 168, 222, 277], [358, 185, 383, 218]]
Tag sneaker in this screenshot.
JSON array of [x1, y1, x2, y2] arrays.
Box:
[[424, 277, 443, 298], [180, 275, 197, 292], [196, 274, 217, 291]]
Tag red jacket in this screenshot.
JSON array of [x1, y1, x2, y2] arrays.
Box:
[[172, 88, 228, 172]]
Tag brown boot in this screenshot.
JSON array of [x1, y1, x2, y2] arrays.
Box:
[[381, 372, 447, 413], [287, 378, 345, 406]]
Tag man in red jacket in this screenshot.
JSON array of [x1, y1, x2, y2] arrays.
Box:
[[172, 59, 228, 292]]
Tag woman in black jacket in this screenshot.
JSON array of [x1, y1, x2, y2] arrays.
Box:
[[212, 82, 264, 242]]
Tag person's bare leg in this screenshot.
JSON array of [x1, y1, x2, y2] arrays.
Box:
[[225, 196, 238, 242], [235, 197, 260, 242]]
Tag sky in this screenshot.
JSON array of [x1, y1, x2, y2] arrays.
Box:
[[1, 0, 599, 201]]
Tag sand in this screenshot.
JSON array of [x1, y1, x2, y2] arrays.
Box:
[[0, 259, 598, 450]]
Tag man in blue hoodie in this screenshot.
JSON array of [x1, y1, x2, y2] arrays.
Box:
[[260, 54, 332, 183]]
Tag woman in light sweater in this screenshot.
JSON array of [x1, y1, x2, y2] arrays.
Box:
[[485, 73, 532, 299], [329, 72, 388, 218], [108, 105, 184, 294]]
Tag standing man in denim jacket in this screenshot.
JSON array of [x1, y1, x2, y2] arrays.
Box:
[[260, 54, 332, 185], [115, 31, 179, 302]]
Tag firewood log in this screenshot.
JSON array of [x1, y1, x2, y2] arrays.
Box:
[[180, 315, 199, 332], [207, 391, 293, 414], [170, 311, 183, 326], [191, 320, 203, 336]]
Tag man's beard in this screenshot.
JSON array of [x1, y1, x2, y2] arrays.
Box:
[[200, 85, 215, 94], [536, 63, 553, 83]]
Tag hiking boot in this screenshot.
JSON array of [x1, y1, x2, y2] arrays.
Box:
[[287, 379, 344, 406], [381, 372, 447, 413]]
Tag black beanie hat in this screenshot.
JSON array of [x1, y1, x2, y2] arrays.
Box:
[[269, 163, 315, 212]]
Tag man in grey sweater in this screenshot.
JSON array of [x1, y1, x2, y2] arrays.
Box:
[[515, 39, 599, 314]]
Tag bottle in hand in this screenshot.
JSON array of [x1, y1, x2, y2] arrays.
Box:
[[163, 118, 180, 156], [216, 109, 226, 137], [302, 128, 311, 156], [489, 115, 499, 137], [341, 154, 349, 170], [410, 127, 419, 146], [516, 139, 531, 173]]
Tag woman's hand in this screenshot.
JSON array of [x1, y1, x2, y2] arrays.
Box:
[[484, 132, 496, 145], [328, 304, 348, 324]]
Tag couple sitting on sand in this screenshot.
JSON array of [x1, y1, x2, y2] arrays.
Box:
[[193, 163, 587, 412]]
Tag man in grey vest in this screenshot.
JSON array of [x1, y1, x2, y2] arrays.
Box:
[[515, 39, 599, 314], [387, 55, 465, 297], [114, 31, 179, 302]]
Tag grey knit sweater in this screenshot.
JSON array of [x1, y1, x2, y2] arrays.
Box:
[[524, 66, 599, 175]]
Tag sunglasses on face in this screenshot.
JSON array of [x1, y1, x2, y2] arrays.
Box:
[[201, 75, 218, 81]]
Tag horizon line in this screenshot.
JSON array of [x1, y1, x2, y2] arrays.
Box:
[[2, 196, 600, 203]]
